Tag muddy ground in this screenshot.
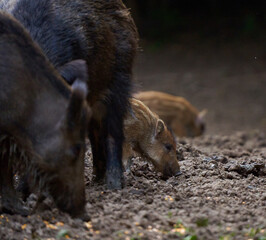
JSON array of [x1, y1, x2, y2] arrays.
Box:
[[0, 41, 265, 240]]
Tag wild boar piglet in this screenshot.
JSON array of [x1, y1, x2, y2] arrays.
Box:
[[123, 98, 181, 178], [135, 91, 206, 137]]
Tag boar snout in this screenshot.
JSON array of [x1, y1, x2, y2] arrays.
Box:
[[200, 122, 205, 134], [162, 159, 181, 178], [50, 181, 86, 218], [196, 109, 207, 135]]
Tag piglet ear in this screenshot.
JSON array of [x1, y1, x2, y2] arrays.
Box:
[[66, 79, 88, 131], [156, 119, 165, 137], [58, 59, 88, 85], [198, 109, 208, 119]]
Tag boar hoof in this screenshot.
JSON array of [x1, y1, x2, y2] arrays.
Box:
[[92, 174, 105, 185], [16, 178, 31, 202], [1, 199, 29, 216], [77, 212, 91, 222], [106, 169, 124, 190]]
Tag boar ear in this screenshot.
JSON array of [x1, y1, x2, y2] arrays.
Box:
[[156, 119, 165, 136], [66, 79, 88, 130], [58, 59, 88, 85]]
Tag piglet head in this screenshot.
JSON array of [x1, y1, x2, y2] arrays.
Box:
[[145, 119, 181, 178]]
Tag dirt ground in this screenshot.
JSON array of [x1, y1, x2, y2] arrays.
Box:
[[0, 41, 265, 240]]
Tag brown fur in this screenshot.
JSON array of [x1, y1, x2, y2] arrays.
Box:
[[123, 98, 180, 177], [134, 91, 206, 137]]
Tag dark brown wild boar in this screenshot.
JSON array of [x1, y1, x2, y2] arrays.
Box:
[[123, 98, 181, 177], [0, 0, 138, 189], [134, 91, 206, 137], [0, 12, 90, 218]]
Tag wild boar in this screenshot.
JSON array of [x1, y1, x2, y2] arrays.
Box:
[[0, 12, 90, 218], [134, 91, 206, 137], [123, 98, 181, 177], [0, 0, 138, 189]]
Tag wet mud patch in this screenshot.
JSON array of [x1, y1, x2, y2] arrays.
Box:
[[0, 131, 265, 240]]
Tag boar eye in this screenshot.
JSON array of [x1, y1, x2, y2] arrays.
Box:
[[164, 143, 173, 152]]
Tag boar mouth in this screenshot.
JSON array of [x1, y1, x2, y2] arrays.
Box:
[[162, 162, 181, 178], [48, 178, 86, 217]]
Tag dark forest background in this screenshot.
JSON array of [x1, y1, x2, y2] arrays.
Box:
[[124, 0, 266, 43]]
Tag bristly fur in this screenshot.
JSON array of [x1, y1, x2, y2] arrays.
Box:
[[0, 135, 32, 175], [0, 135, 55, 196], [0, 134, 84, 212]]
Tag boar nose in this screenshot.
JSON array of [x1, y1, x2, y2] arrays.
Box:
[[163, 162, 181, 178], [200, 122, 205, 133], [195, 113, 206, 135]]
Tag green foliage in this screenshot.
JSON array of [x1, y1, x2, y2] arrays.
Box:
[[174, 220, 184, 229], [258, 237, 266, 240], [130, 237, 141, 240], [195, 218, 209, 227], [247, 227, 262, 237], [184, 235, 197, 240], [167, 211, 173, 218], [56, 229, 70, 239], [219, 235, 234, 240]]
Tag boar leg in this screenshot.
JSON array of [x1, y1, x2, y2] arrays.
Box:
[[104, 97, 126, 189], [16, 173, 31, 201], [0, 153, 29, 216], [90, 106, 124, 189], [105, 133, 124, 189], [90, 118, 106, 183]]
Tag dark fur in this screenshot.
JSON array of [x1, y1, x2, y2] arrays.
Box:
[[0, 12, 90, 217], [1, 0, 138, 189]]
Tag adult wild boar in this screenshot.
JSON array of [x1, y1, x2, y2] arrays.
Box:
[[0, 12, 90, 218], [0, 0, 138, 189], [123, 98, 181, 177], [134, 91, 206, 137]]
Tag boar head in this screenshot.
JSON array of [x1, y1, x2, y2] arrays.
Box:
[[33, 76, 90, 218]]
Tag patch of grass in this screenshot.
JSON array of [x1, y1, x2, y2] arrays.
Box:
[[219, 233, 237, 240], [219, 235, 233, 240], [56, 229, 70, 239], [130, 237, 141, 240], [171, 220, 198, 239], [195, 218, 209, 227], [247, 227, 262, 238], [167, 211, 173, 218], [184, 235, 198, 240], [115, 230, 142, 240], [258, 237, 266, 240]]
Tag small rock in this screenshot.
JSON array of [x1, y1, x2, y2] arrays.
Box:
[[145, 197, 153, 204], [212, 155, 228, 163]]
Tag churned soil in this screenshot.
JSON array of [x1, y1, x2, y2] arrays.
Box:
[[0, 41, 265, 240], [0, 131, 265, 240]]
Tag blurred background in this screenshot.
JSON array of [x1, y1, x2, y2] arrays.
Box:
[[124, 0, 266, 135]]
